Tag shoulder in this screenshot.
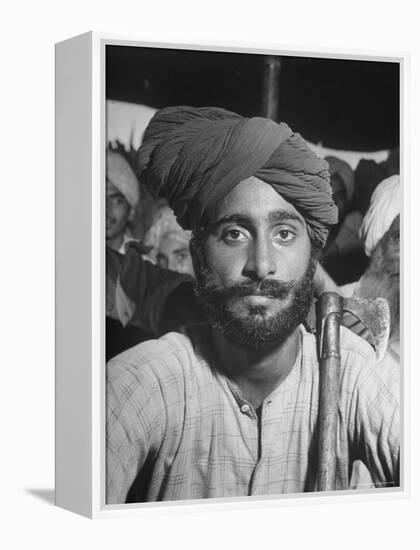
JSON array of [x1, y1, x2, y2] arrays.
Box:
[[107, 324, 213, 395], [301, 324, 396, 383], [300, 323, 374, 369], [339, 326, 399, 401], [340, 325, 376, 364], [108, 330, 196, 383]]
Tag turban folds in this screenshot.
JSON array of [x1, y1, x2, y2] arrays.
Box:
[[136, 106, 338, 245], [325, 155, 355, 203]]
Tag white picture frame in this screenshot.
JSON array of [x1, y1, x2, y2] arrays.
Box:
[[55, 31, 407, 519]]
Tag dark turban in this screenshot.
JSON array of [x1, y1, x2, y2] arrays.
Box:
[[136, 106, 338, 246]]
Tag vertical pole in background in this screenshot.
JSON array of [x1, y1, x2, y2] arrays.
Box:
[[261, 55, 282, 120]]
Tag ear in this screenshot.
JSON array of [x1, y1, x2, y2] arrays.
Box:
[[128, 207, 136, 222]]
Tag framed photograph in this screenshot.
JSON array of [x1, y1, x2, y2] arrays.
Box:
[[55, 32, 405, 518]]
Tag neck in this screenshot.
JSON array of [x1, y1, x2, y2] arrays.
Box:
[[211, 326, 301, 408]]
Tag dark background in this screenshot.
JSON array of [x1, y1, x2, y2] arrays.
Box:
[[106, 45, 399, 152]]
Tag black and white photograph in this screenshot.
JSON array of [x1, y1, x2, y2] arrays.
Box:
[[6, 0, 420, 545], [104, 44, 401, 505]]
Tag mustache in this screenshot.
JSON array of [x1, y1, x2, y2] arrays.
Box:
[[204, 278, 296, 301]]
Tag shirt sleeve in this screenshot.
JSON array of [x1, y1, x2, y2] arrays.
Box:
[[348, 355, 400, 488], [106, 357, 166, 504]]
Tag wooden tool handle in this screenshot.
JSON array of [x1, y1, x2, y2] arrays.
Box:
[[316, 292, 343, 491]]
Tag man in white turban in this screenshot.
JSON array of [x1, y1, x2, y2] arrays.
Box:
[[341, 175, 400, 297], [359, 175, 401, 257], [143, 205, 195, 277]]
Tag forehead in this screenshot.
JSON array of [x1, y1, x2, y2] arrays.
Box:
[[212, 176, 305, 224]]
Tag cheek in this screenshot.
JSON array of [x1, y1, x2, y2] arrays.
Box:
[[280, 240, 312, 280], [106, 204, 114, 220], [114, 204, 130, 224], [177, 260, 194, 276], [204, 242, 247, 282]]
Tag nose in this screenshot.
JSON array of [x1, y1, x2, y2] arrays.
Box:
[[106, 200, 113, 218], [243, 236, 277, 281]]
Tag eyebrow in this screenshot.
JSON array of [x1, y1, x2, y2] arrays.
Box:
[[267, 209, 304, 225], [107, 191, 125, 199], [211, 209, 304, 230], [211, 214, 250, 229]]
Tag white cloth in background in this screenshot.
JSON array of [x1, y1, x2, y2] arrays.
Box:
[[359, 175, 401, 257], [107, 100, 157, 151], [307, 141, 389, 171]]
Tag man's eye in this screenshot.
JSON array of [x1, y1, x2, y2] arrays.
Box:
[[275, 229, 296, 243], [175, 251, 188, 262], [222, 229, 247, 242], [110, 197, 125, 207]]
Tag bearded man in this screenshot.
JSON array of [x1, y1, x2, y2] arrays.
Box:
[[106, 107, 399, 504]]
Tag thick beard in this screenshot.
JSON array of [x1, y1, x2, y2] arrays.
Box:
[[192, 240, 316, 351]]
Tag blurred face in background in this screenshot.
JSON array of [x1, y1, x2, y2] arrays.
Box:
[[106, 180, 131, 240], [156, 230, 195, 277]]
